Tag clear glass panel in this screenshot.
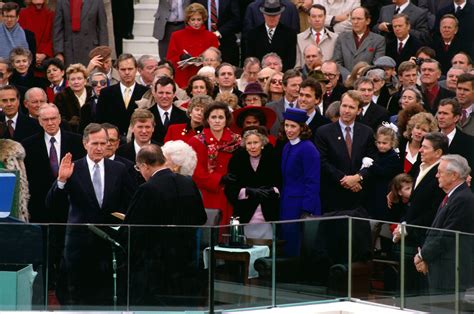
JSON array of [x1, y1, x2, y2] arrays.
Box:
[[209, 223, 273, 311], [457, 232, 474, 314], [351, 217, 402, 308], [274, 217, 349, 306], [0, 222, 47, 311]]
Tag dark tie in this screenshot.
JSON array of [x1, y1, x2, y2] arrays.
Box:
[[455, 5, 461, 14], [268, 28, 274, 44], [398, 42, 403, 54], [345, 126, 352, 158], [210, 0, 218, 32], [164, 111, 170, 128], [394, 6, 400, 14], [461, 109, 468, 125], [49, 137, 59, 177], [6, 119, 14, 138], [444, 43, 450, 51], [439, 194, 449, 209], [288, 102, 294, 108]]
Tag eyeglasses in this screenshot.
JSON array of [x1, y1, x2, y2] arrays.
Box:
[[322, 73, 337, 79], [3, 15, 18, 19], [91, 79, 107, 87], [258, 77, 269, 83], [270, 79, 282, 85]]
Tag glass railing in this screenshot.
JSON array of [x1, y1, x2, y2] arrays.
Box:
[[0, 216, 473, 313]]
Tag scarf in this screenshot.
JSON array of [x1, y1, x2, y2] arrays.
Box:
[[196, 130, 241, 173], [0, 23, 28, 59], [70, 0, 83, 32]]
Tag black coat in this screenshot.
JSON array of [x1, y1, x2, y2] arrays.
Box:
[[358, 102, 390, 132], [432, 35, 468, 74], [96, 83, 149, 135], [307, 111, 330, 141], [245, 23, 297, 71], [422, 85, 455, 114], [22, 130, 85, 223], [323, 83, 347, 114], [0, 111, 41, 142], [224, 145, 280, 223], [386, 36, 422, 67], [148, 104, 189, 145]]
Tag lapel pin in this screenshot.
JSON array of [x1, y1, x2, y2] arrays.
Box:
[[338, 136, 341, 140]]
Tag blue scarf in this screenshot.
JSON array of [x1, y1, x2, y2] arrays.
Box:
[[0, 23, 29, 58]]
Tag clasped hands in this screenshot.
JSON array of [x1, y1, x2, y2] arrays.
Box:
[[413, 247, 429, 275], [246, 186, 279, 200], [340, 174, 362, 192]]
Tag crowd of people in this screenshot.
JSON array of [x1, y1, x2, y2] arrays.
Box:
[[1, 0, 474, 308]]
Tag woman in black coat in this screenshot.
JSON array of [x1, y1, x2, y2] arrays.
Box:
[[224, 126, 280, 239]]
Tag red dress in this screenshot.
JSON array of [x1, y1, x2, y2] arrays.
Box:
[[166, 25, 219, 88], [19, 4, 54, 77], [164, 123, 202, 143], [188, 128, 241, 226]]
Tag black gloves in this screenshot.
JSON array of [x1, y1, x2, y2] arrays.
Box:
[[220, 173, 237, 185]]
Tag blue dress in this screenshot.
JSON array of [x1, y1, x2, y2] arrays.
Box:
[[280, 139, 321, 256]]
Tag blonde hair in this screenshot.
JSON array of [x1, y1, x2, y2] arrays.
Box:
[[376, 125, 399, 149], [185, 3, 208, 22], [66, 63, 87, 79], [403, 112, 438, 140], [215, 92, 239, 110]]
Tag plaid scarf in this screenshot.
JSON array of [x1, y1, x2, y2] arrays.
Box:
[[196, 130, 241, 173]]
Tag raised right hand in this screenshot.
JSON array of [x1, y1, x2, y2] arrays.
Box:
[[58, 153, 75, 182]]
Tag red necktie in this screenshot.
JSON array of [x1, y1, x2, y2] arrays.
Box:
[[398, 42, 403, 54], [444, 43, 450, 51], [316, 32, 321, 45], [6, 119, 14, 138], [345, 126, 352, 158], [210, 0, 218, 32], [70, 0, 83, 32], [440, 194, 449, 208]]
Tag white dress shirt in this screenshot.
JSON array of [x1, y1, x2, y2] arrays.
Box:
[[44, 130, 61, 162]]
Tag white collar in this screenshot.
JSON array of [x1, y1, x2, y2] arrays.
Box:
[[454, 1, 467, 10], [134, 139, 150, 155], [86, 155, 104, 171], [44, 129, 61, 143], [397, 1, 410, 12], [120, 82, 136, 94], [398, 34, 410, 46], [445, 127, 457, 145], [4, 112, 18, 124], [289, 138, 301, 145]]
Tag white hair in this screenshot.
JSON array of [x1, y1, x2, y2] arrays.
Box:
[[197, 66, 216, 77], [441, 154, 471, 180], [162, 140, 197, 176]]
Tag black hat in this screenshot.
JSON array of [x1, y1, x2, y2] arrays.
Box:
[[259, 0, 285, 16]]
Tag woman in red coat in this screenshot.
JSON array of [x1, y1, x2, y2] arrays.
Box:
[[165, 95, 212, 143], [188, 102, 241, 226], [166, 3, 219, 88]]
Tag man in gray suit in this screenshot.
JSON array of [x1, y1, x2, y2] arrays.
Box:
[[374, 0, 431, 45], [53, 0, 108, 67], [266, 69, 303, 136], [153, 0, 191, 61], [457, 73, 474, 136], [333, 7, 385, 75]]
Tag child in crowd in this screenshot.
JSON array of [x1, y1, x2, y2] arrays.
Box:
[[389, 173, 414, 243]]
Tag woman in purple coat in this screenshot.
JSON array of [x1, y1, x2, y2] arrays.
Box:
[[280, 108, 321, 256]]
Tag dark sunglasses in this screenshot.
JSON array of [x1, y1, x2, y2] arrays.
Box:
[[91, 79, 107, 87], [270, 79, 282, 85]]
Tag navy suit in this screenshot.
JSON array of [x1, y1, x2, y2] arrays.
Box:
[[148, 104, 189, 145], [0, 112, 41, 142], [315, 121, 377, 212], [386, 35, 422, 67], [46, 157, 136, 305], [421, 183, 474, 292], [96, 83, 149, 136]]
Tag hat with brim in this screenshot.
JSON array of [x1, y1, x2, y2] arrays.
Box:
[[308, 70, 329, 84], [231, 106, 276, 134], [241, 82, 267, 99], [282, 108, 308, 123], [259, 0, 285, 16]]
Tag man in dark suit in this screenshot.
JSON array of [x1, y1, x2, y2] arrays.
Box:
[[117, 109, 155, 163], [355, 77, 390, 132], [245, 0, 297, 71], [315, 90, 377, 213], [22, 103, 85, 223], [374, 0, 431, 45], [420, 59, 455, 114], [192, 0, 241, 66], [125, 144, 206, 305], [415, 154, 474, 294], [435, 0, 474, 59], [298, 78, 330, 140], [321, 60, 347, 114], [0, 85, 40, 141], [385, 14, 422, 67], [214, 63, 243, 106], [46, 123, 136, 305], [266, 69, 303, 136], [436, 98, 474, 171], [96, 54, 148, 136], [147, 76, 189, 145]]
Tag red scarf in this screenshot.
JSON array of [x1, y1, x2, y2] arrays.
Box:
[[196, 129, 241, 173], [70, 0, 83, 32]]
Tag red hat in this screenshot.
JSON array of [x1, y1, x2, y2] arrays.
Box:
[[231, 106, 276, 134]]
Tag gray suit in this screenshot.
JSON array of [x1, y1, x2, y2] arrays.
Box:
[[333, 31, 385, 74], [266, 98, 286, 136], [53, 0, 108, 66], [460, 111, 474, 136], [374, 2, 431, 45], [153, 0, 191, 60]]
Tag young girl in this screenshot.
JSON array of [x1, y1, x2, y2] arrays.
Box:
[[389, 173, 414, 242], [363, 123, 403, 220]]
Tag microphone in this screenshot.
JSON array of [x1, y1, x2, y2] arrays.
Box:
[[87, 224, 123, 249]]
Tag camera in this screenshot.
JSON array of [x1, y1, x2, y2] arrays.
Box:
[[414, 58, 424, 66]]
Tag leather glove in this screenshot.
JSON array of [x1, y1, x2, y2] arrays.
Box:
[[180, 53, 192, 61], [220, 173, 237, 185]]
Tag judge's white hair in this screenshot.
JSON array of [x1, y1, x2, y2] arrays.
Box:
[[162, 140, 197, 176]]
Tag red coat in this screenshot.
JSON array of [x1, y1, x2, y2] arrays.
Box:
[[19, 5, 54, 58], [188, 128, 241, 226], [166, 26, 219, 88], [164, 123, 202, 143]]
